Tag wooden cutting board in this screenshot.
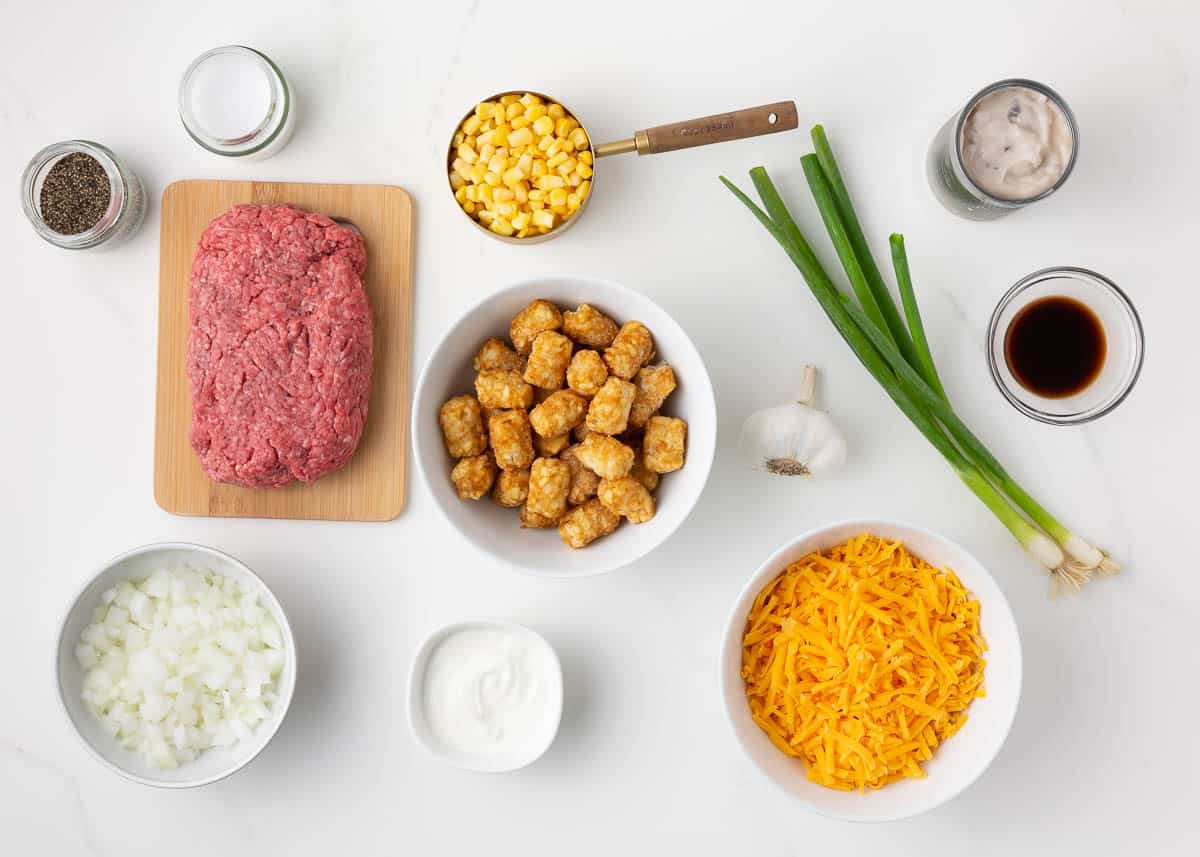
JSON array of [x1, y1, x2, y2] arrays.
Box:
[[154, 180, 413, 521]]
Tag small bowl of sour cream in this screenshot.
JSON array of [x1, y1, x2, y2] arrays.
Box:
[[408, 619, 563, 772]]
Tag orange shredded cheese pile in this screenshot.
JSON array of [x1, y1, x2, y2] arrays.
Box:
[[741, 534, 987, 791]]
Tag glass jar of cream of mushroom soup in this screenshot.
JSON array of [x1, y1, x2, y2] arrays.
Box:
[[179, 45, 296, 160], [21, 140, 146, 250], [927, 79, 1078, 220]]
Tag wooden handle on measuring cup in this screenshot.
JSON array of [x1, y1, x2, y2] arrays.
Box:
[[637, 101, 798, 155]]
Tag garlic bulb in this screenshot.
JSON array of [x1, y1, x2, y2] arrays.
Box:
[[738, 366, 847, 477]]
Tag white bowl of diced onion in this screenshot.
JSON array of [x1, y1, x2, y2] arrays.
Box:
[[55, 542, 297, 788]]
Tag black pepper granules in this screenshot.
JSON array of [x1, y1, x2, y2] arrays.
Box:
[[38, 153, 112, 235]]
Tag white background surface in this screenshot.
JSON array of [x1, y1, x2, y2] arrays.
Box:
[[3, 0, 1196, 853]]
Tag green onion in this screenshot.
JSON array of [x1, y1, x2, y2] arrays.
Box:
[[811, 125, 921, 371], [889, 235, 947, 400]]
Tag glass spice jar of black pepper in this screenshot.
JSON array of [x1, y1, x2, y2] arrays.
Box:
[[21, 141, 146, 250]]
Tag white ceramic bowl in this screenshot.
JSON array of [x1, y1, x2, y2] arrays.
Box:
[[413, 276, 717, 577], [55, 542, 298, 788], [407, 619, 563, 772], [720, 519, 1022, 822]]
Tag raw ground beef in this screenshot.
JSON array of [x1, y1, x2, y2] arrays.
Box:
[[187, 204, 373, 488]]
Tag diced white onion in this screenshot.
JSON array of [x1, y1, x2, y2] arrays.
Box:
[[76, 566, 286, 769]]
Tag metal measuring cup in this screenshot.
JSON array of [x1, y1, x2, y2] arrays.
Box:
[[447, 93, 799, 244]]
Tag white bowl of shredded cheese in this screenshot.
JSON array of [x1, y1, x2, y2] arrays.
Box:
[[720, 519, 1022, 822], [55, 542, 297, 788]]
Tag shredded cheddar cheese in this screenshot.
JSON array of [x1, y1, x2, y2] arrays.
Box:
[[741, 534, 987, 791]]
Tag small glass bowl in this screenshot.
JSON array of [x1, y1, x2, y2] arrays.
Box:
[[21, 140, 146, 250], [987, 267, 1143, 425], [179, 46, 295, 160]]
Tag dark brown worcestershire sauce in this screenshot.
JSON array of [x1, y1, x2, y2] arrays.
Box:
[[1004, 296, 1106, 398]]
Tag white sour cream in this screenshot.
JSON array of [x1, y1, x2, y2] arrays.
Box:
[[421, 626, 560, 767], [960, 86, 1074, 201]]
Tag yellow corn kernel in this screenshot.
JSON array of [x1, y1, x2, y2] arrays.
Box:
[[514, 182, 529, 203], [519, 92, 542, 107], [531, 159, 548, 177], [532, 116, 555, 137], [559, 139, 576, 154], [525, 103, 548, 121], [468, 164, 486, 183], [569, 127, 589, 149], [578, 180, 591, 200], [477, 209, 495, 224], [566, 173, 583, 188], [466, 186, 480, 202], [555, 117, 579, 137], [517, 153, 533, 174], [490, 217, 515, 236], [506, 102, 523, 121], [494, 201, 516, 217], [491, 103, 507, 122], [516, 228, 531, 238], [484, 171, 501, 187], [492, 187, 515, 202], [566, 192, 581, 211], [478, 184, 494, 204], [528, 189, 546, 201], [476, 129, 495, 147], [512, 211, 531, 231], [463, 114, 483, 135], [449, 172, 465, 189], [547, 151, 568, 169], [486, 154, 506, 174], [500, 94, 520, 106], [478, 143, 495, 162], [492, 127, 509, 147], [476, 101, 495, 118], [576, 162, 593, 179], [548, 187, 568, 207], [462, 201, 476, 214], [532, 209, 556, 229], [502, 167, 526, 187], [577, 150, 593, 166], [457, 143, 478, 164], [547, 103, 565, 119], [511, 115, 531, 129], [557, 157, 577, 175], [452, 161, 471, 183], [545, 139, 564, 158], [453, 131, 465, 147], [537, 174, 566, 190], [507, 127, 534, 147], [528, 199, 544, 211], [454, 185, 468, 202]]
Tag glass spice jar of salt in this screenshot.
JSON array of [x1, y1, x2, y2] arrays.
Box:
[[179, 45, 296, 160], [21, 140, 146, 250]]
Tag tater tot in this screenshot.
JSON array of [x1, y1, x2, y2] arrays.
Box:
[[520, 504, 559, 529], [566, 349, 608, 397], [559, 499, 620, 549], [534, 432, 570, 457], [523, 331, 573, 390], [575, 433, 635, 480], [529, 390, 587, 438], [603, 321, 654, 379], [628, 364, 677, 429], [474, 337, 524, 372], [586, 377, 637, 435], [492, 467, 530, 508], [628, 446, 660, 492], [644, 415, 686, 473], [488, 409, 534, 470], [561, 444, 600, 506], [510, 299, 563, 353], [439, 395, 486, 458], [598, 477, 656, 524], [526, 457, 571, 520], [562, 303, 619, 349], [475, 369, 534, 409], [450, 452, 496, 500]]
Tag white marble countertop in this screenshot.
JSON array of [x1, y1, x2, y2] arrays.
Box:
[[4, 0, 1197, 853]]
